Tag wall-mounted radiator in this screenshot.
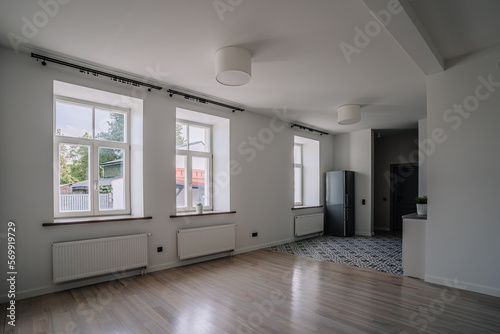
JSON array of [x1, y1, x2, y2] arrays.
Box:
[[52, 233, 149, 283], [294, 213, 324, 236], [177, 224, 236, 260]]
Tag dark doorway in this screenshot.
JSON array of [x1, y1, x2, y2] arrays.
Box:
[[390, 163, 418, 231]]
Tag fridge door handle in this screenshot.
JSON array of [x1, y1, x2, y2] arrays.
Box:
[[344, 195, 348, 223], [344, 194, 349, 235]]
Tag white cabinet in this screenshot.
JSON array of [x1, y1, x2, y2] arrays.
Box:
[[402, 214, 427, 279]]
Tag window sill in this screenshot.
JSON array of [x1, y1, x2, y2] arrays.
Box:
[[170, 211, 236, 218], [292, 205, 323, 210], [43, 215, 153, 226]]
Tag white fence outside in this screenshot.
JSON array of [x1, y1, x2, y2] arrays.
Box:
[[60, 194, 112, 212]]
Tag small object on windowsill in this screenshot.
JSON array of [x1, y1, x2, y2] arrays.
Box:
[[170, 210, 236, 218], [196, 203, 203, 214]]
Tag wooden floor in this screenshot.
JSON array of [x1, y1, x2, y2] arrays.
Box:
[[2, 250, 500, 334]]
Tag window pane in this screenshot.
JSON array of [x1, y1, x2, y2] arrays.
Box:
[[99, 148, 125, 210], [294, 166, 302, 204], [192, 156, 209, 206], [59, 144, 90, 212], [176, 155, 187, 208], [176, 123, 187, 149], [95, 109, 126, 143], [294, 145, 302, 164], [189, 125, 209, 152], [55, 101, 92, 138]]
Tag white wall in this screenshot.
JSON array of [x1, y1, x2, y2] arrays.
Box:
[[333, 129, 373, 236], [426, 43, 500, 297], [0, 47, 335, 301], [373, 131, 418, 231], [417, 119, 428, 196]]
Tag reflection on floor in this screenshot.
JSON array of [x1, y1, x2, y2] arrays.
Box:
[[268, 231, 402, 275]]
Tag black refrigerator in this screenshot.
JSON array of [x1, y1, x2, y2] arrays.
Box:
[[325, 171, 355, 236]]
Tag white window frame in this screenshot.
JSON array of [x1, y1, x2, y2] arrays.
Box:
[[176, 119, 213, 212], [294, 143, 303, 206], [53, 96, 131, 218]]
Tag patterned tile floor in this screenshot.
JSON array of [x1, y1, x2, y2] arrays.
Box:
[[267, 231, 402, 275]]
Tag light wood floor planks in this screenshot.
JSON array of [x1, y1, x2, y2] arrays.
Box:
[[2, 249, 500, 333]]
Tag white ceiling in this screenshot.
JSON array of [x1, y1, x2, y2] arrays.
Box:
[[1, 0, 498, 134], [409, 0, 500, 60]]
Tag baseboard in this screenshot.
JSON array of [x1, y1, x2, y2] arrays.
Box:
[[1, 236, 302, 304], [374, 227, 390, 232], [0, 268, 144, 304], [355, 231, 373, 237], [147, 252, 232, 273], [425, 275, 500, 298], [234, 237, 299, 254]]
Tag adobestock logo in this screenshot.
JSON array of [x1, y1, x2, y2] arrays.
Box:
[[213, 0, 243, 21], [339, 0, 403, 64], [7, 0, 73, 53]]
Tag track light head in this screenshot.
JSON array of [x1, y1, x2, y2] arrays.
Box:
[[41, 60, 47, 66], [148, 88, 152, 92]]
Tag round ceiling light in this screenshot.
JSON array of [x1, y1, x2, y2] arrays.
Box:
[[215, 46, 252, 86], [337, 104, 361, 125]]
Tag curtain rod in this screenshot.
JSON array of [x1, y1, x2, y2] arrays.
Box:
[[291, 123, 329, 135], [31, 53, 162, 91], [31, 53, 244, 112], [167, 89, 245, 112]]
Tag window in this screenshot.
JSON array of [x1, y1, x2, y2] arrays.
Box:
[[294, 136, 320, 207], [176, 120, 212, 211], [294, 144, 303, 206], [54, 97, 130, 217]]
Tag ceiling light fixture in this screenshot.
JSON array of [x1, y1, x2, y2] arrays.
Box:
[[215, 46, 252, 86], [337, 104, 361, 125]]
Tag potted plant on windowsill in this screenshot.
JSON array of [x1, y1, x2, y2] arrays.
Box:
[[196, 203, 203, 214], [415, 196, 427, 216]]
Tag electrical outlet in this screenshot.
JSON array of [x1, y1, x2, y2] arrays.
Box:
[[157, 246, 163, 253], [252, 232, 258, 237], [362, 199, 366, 205]]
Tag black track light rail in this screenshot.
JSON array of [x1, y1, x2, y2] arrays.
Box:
[[31, 53, 162, 91], [291, 123, 329, 135], [167, 89, 244, 112]]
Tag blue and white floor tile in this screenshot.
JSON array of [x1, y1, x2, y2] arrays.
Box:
[[267, 232, 402, 275]]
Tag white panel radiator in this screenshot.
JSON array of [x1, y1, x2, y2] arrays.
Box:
[[294, 213, 324, 236], [52, 233, 149, 283], [177, 224, 236, 260]]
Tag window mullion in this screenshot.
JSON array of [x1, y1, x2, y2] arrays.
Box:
[[186, 152, 193, 209], [91, 143, 98, 215], [91, 106, 96, 215]]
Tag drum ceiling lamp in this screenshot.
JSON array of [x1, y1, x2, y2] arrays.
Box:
[[215, 46, 252, 86], [337, 104, 361, 125]]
